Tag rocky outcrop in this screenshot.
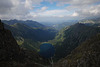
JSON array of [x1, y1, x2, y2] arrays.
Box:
[[0, 19, 20, 61]]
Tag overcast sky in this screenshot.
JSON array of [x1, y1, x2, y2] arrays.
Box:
[[0, 0, 100, 23]]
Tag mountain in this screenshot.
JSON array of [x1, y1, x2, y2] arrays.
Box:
[[2, 19, 46, 28], [79, 18, 100, 27], [0, 20, 49, 67], [53, 22, 77, 30], [49, 23, 100, 61], [4, 22, 57, 51], [53, 18, 100, 31], [0, 20, 20, 61], [5, 22, 57, 41], [24, 20, 46, 28], [54, 33, 100, 67]]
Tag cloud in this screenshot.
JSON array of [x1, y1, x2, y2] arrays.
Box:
[[0, 0, 33, 19], [72, 12, 79, 17], [0, 0, 100, 23], [46, 0, 100, 6], [41, 6, 48, 11], [25, 0, 33, 9], [29, 9, 70, 18], [0, 0, 14, 14], [73, 5, 100, 18], [27, 9, 76, 22], [0, 0, 45, 20], [25, 0, 43, 9]]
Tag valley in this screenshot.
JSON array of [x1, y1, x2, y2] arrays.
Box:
[[0, 18, 100, 67], [3, 20, 57, 51], [0, 0, 100, 67]]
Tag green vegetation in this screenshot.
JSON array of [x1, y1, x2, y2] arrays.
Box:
[[21, 39, 41, 51], [3, 19, 46, 28], [49, 23, 100, 61], [54, 33, 100, 67], [4, 22, 57, 51], [1, 19, 100, 67]]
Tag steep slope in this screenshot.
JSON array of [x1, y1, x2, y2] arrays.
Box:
[[23, 20, 46, 28], [54, 33, 100, 67], [4, 23, 57, 51], [5, 22, 57, 41], [0, 20, 49, 67], [49, 23, 100, 61], [0, 20, 20, 61]]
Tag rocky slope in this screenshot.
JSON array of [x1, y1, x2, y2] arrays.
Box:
[[0, 20, 49, 67], [0, 19, 20, 61], [54, 33, 100, 67]]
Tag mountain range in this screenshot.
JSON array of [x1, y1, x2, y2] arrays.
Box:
[[1, 18, 100, 67], [3, 20, 57, 51], [53, 21, 77, 30], [2, 19, 46, 28]]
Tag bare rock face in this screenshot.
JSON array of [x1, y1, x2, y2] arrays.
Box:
[[0, 20, 20, 61]]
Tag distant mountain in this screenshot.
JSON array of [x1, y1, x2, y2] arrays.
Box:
[[53, 22, 77, 30], [54, 33, 100, 67], [0, 20, 49, 67], [49, 23, 100, 61], [4, 22, 57, 51], [79, 18, 100, 27], [24, 20, 46, 28], [3, 19, 46, 28], [52, 18, 100, 30]]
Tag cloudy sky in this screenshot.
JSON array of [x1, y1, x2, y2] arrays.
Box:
[[0, 0, 100, 23]]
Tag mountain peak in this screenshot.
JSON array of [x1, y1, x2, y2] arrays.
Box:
[[74, 23, 85, 26]]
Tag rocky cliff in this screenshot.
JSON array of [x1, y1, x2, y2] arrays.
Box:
[[0, 19, 20, 61]]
